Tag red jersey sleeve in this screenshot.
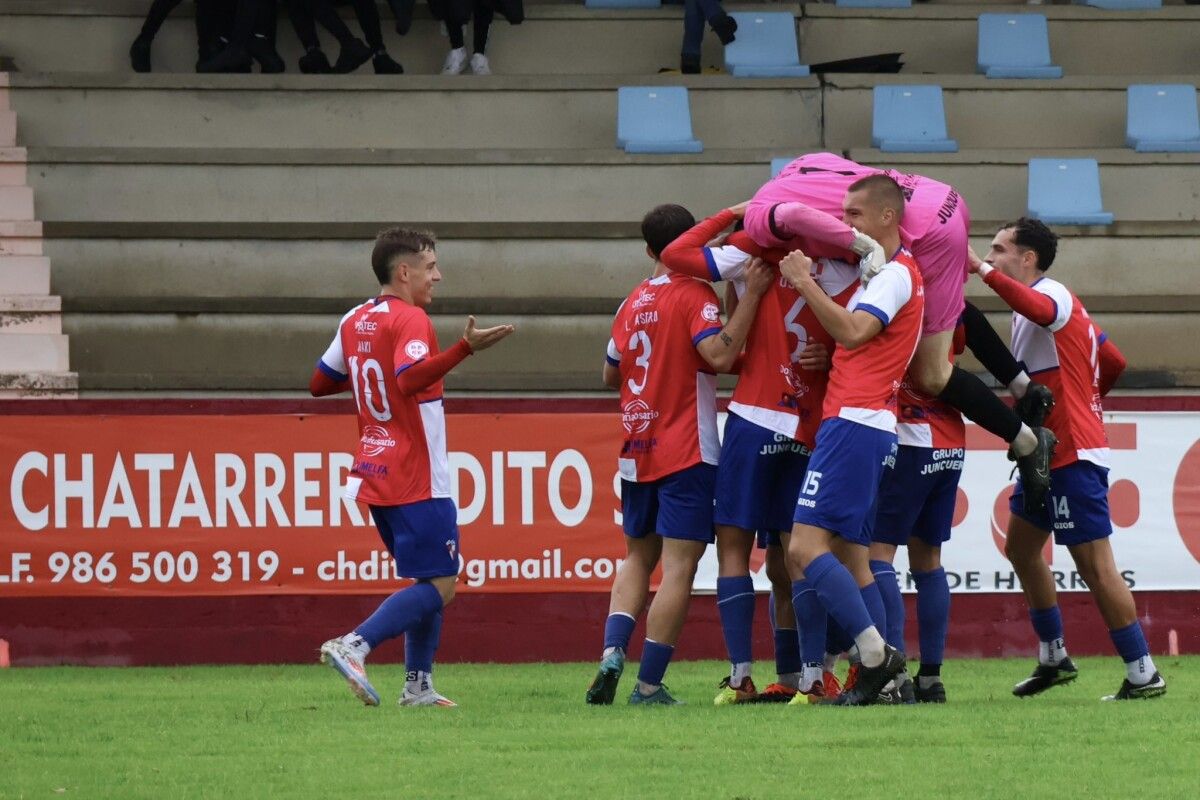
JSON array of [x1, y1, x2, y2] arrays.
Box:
[[982, 269, 1059, 328], [1097, 332, 1126, 397], [685, 285, 724, 348], [392, 312, 437, 375], [661, 210, 738, 280]]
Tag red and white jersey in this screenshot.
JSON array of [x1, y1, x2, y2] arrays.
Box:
[[704, 237, 859, 446], [896, 324, 966, 448], [1009, 278, 1109, 469], [607, 273, 722, 482], [823, 249, 925, 430], [319, 297, 449, 506]]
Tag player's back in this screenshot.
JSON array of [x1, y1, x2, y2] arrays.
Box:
[[611, 273, 722, 482], [1009, 278, 1108, 469], [336, 296, 449, 506]]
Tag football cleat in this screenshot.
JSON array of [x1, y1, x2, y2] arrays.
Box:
[[1101, 671, 1166, 701], [319, 639, 380, 707], [822, 670, 843, 700], [786, 680, 827, 706], [842, 663, 860, 694], [1012, 657, 1079, 697], [914, 678, 947, 704], [826, 646, 906, 707], [895, 672, 917, 705], [1015, 382, 1055, 429], [585, 649, 626, 706], [629, 685, 682, 705], [1012, 427, 1058, 515], [713, 676, 758, 706], [757, 683, 799, 703], [399, 688, 458, 707]]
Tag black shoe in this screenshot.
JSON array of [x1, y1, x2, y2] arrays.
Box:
[[130, 37, 152, 73], [914, 678, 946, 704], [1012, 657, 1079, 697], [1012, 427, 1057, 515], [827, 645, 905, 706], [333, 38, 373, 73], [197, 46, 253, 73], [372, 51, 405, 74], [711, 12, 738, 45], [680, 53, 701, 75], [298, 48, 333, 74], [1016, 382, 1055, 428], [896, 673, 917, 705], [1101, 671, 1166, 701], [585, 649, 625, 705], [248, 37, 285, 73]]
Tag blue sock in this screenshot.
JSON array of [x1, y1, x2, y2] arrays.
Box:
[[1029, 605, 1064, 643], [870, 559, 905, 651], [804, 552, 874, 641], [773, 628, 802, 676], [716, 575, 755, 665], [1109, 621, 1149, 663], [826, 617, 853, 655], [404, 610, 442, 674], [912, 568, 950, 670], [603, 612, 636, 651], [791, 579, 828, 665], [637, 639, 675, 688], [860, 582, 887, 641], [355, 581, 443, 649]]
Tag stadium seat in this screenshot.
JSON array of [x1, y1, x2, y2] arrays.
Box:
[[1027, 158, 1114, 226], [1074, 0, 1161, 9], [724, 12, 809, 78], [616, 87, 703, 154], [836, 0, 911, 8], [977, 14, 1062, 79], [584, 0, 660, 8], [770, 157, 794, 178], [1126, 85, 1200, 152], [871, 86, 958, 153]]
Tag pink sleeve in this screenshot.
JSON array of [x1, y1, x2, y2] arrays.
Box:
[[769, 202, 857, 251]]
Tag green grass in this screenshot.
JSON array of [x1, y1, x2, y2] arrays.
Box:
[[1, 658, 1197, 799]]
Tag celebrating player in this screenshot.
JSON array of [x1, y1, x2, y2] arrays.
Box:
[[745, 153, 1057, 515], [970, 218, 1166, 701], [586, 204, 772, 706], [779, 175, 923, 706], [310, 227, 514, 708]]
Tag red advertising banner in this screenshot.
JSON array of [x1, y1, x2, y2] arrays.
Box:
[[0, 414, 629, 596]]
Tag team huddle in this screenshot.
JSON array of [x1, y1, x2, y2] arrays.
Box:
[[305, 153, 1165, 709]]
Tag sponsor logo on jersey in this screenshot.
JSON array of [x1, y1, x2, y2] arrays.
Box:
[[405, 339, 429, 360], [632, 291, 656, 310], [621, 399, 660, 434], [702, 303, 720, 323], [355, 319, 378, 334], [361, 425, 397, 457]]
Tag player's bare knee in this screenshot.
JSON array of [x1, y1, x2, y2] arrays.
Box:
[[430, 576, 457, 606]]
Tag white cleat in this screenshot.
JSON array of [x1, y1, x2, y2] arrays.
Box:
[[319, 639, 380, 707], [469, 53, 491, 75], [441, 47, 467, 75], [399, 687, 458, 707]]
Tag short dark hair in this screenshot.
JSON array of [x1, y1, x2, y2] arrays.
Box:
[[847, 174, 906, 220], [641, 204, 696, 260], [371, 227, 437, 285], [1001, 217, 1058, 271]]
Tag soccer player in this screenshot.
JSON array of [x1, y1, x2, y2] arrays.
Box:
[[585, 204, 773, 706], [660, 206, 858, 704], [970, 218, 1166, 701], [779, 174, 923, 706], [310, 227, 514, 707], [745, 153, 1057, 515]]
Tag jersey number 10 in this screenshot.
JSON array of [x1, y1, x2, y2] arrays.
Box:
[[348, 356, 393, 422]]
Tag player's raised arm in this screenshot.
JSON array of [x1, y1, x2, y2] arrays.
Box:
[[394, 315, 514, 396], [660, 204, 758, 281], [695, 257, 773, 373], [967, 244, 1059, 327], [769, 201, 887, 280]]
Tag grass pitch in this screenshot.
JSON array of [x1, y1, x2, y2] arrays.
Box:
[[2, 657, 1197, 799]]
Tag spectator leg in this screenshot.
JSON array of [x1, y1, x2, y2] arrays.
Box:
[[348, 0, 387, 52], [681, 0, 704, 63], [472, 1, 493, 55], [137, 0, 187, 42]]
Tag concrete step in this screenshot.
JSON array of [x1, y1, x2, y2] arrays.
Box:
[[0, 185, 34, 220], [0, 255, 50, 293], [0, 331, 70, 371], [62, 310, 1200, 391], [0, 110, 15, 148], [0, 220, 43, 255], [0, 370, 78, 398], [7, 74, 821, 150], [0, 295, 62, 333]]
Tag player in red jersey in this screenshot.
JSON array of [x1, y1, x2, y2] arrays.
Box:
[[660, 207, 857, 704], [780, 175, 924, 706], [970, 218, 1165, 701], [309, 227, 514, 708], [586, 204, 773, 706]]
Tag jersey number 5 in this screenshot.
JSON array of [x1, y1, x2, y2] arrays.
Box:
[[348, 356, 392, 422]]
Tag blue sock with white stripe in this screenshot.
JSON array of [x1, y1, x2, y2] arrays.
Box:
[[636, 639, 675, 692], [355, 581, 443, 649], [791, 579, 828, 667], [1109, 621, 1156, 685], [717, 575, 755, 681], [603, 612, 636, 653], [870, 559, 905, 650], [805, 553, 875, 644], [404, 609, 442, 674], [1029, 605, 1067, 666], [859, 582, 888, 642]]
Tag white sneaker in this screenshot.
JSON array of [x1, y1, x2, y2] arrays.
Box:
[[399, 687, 458, 707], [469, 53, 491, 76], [442, 47, 467, 75], [319, 638, 380, 706]]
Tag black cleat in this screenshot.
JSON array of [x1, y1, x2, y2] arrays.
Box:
[[585, 649, 625, 705], [711, 12, 738, 45], [826, 645, 905, 706], [896, 673, 917, 705], [130, 37, 152, 73], [248, 37, 285, 73], [1016, 382, 1055, 428], [1101, 671, 1166, 701], [680, 53, 701, 75], [1012, 427, 1057, 515], [1013, 657, 1079, 697], [298, 48, 333, 74], [372, 51, 405, 75], [333, 38, 373, 73], [914, 678, 946, 704], [197, 46, 253, 73]]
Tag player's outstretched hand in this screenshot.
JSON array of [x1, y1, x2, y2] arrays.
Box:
[[850, 228, 887, 285], [743, 257, 775, 298], [779, 250, 814, 292], [966, 245, 985, 275], [463, 315, 515, 353], [726, 201, 751, 219], [797, 341, 830, 372]]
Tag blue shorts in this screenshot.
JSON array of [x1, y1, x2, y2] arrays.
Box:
[[1010, 460, 1113, 547], [715, 412, 811, 534], [873, 445, 964, 547], [793, 417, 898, 546], [756, 530, 785, 549], [622, 462, 716, 543], [370, 498, 460, 579]]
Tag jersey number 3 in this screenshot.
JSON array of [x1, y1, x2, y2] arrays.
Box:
[[626, 330, 652, 396]]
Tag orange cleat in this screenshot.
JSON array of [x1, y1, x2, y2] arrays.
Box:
[[757, 682, 799, 703], [823, 670, 843, 700]]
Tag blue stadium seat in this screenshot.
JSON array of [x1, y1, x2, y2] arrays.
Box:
[[977, 14, 1062, 79], [836, 0, 911, 7], [872, 86, 958, 153], [585, 0, 660, 8], [724, 12, 809, 78], [1027, 159, 1114, 226], [1074, 0, 1161, 9], [616, 87, 703, 154], [770, 157, 794, 178], [1126, 84, 1200, 152]]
